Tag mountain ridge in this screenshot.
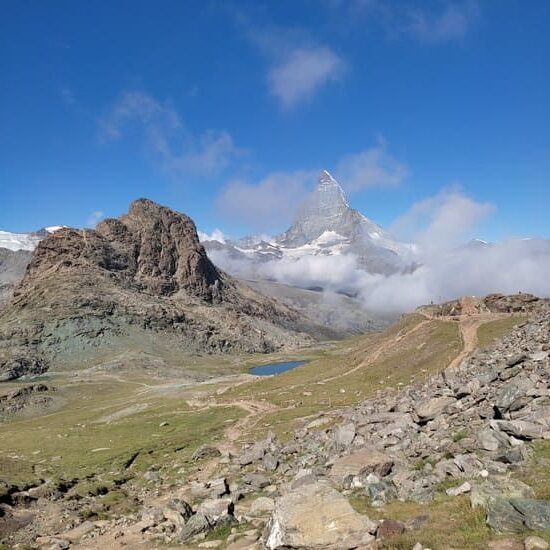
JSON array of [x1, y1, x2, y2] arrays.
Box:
[[0, 199, 332, 381]]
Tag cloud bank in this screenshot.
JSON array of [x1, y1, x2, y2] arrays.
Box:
[[100, 91, 242, 178], [208, 187, 550, 314], [215, 139, 407, 230], [268, 46, 345, 108]]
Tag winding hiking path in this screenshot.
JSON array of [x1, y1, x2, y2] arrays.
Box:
[[196, 309, 512, 447]]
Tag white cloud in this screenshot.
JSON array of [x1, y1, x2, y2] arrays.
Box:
[[99, 91, 242, 178], [215, 170, 316, 231], [336, 139, 409, 192], [209, 183, 550, 315], [61, 88, 76, 106], [406, 1, 479, 43], [215, 139, 407, 231], [268, 46, 345, 108], [87, 210, 104, 228], [390, 185, 494, 253], [198, 228, 227, 243]]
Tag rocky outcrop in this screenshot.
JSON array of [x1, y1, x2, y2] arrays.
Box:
[[0, 199, 331, 380], [264, 481, 377, 549], [0, 248, 32, 310]]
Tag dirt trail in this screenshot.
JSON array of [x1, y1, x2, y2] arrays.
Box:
[[200, 311, 509, 447], [317, 318, 431, 385], [440, 312, 509, 371]]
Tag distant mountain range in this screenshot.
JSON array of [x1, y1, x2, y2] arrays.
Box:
[[202, 170, 416, 277]]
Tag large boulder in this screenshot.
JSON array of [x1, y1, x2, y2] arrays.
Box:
[[264, 481, 377, 549], [415, 396, 457, 422], [330, 449, 393, 486]]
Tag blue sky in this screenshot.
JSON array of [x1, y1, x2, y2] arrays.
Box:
[[1, 0, 549, 242]]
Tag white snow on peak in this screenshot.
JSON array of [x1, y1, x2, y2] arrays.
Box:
[[312, 230, 347, 245], [0, 225, 67, 251], [0, 230, 42, 251]]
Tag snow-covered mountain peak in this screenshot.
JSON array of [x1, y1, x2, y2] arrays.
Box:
[[0, 226, 66, 251]]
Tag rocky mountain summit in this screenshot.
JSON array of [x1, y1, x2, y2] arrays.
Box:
[[204, 170, 415, 278], [0, 199, 329, 381]]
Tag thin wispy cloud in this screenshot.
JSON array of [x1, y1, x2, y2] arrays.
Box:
[[390, 185, 494, 253], [216, 170, 316, 232], [216, 139, 407, 230], [406, 1, 479, 43], [60, 88, 76, 106], [232, 9, 346, 109], [268, 46, 345, 109], [322, 0, 479, 44], [99, 91, 242, 178], [336, 138, 409, 192], [86, 210, 104, 228]]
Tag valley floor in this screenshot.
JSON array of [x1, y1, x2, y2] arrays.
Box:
[[1, 306, 548, 549]]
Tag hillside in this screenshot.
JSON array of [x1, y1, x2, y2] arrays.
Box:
[[0, 294, 548, 548], [0, 199, 332, 382]]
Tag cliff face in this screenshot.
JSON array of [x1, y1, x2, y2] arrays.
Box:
[[0, 199, 330, 381], [20, 199, 222, 301]]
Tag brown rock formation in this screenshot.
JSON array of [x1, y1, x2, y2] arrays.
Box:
[[0, 199, 331, 380]]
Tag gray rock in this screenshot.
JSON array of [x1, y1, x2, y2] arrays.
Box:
[[333, 423, 356, 448], [192, 445, 222, 461], [486, 497, 525, 533], [366, 480, 397, 506], [330, 448, 393, 486], [470, 477, 534, 509], [242, 472, 270, 489], [179, 512, 212, 542], [415, 397, 457, 422], [262, 453, 279, 472], [509, 499, 550, 531], [446, 481, 471, 496], [264, 481, 378, 549], [492, 420, 544, 440], [197, 498, 234, 523], [248, 496, 275, 517]]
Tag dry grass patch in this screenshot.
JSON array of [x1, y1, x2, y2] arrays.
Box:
[[477, 315, 528, 349]]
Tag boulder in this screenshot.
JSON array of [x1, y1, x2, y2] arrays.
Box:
[[179, 512, 213, 542], [492, 420, 544, 440], [192, 445, 222, 461], [446, 481, 471, 497], [376, 519, 405, 539], [415, 397, 457, 422], [524, 536, 550, 550], [509, 499, 550, 531], [486, 498, 525, 533], [330, 448, 393, 485], [197, 498, 234, 523], [470, 477, 534, 509], [248, 496, 275, 517], [264, 481, 377, 549], [332, 423, 356, 448]]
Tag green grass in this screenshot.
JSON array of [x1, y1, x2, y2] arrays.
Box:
[[218, 314, 461, 439], [349, 493, 491, 549], [517, 440, 550, 500], [0, 377, 243, 487], [477, 315, 527, 349]]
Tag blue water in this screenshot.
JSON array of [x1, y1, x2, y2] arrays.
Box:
[[250, 360, 307, 376]]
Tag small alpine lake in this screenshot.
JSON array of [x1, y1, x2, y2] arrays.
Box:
[[249, 360, 307, 376]]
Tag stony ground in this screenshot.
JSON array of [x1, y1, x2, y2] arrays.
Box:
[[1, 295, 549, 549]]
